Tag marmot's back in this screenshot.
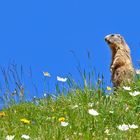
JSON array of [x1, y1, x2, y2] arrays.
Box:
[[105, 34, 134, 87]]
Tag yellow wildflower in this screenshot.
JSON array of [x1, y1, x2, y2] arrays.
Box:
[[20, 118, 30, 124], [107, 86, 112, 91], [58, 117, 65, 122], [0, 112, 6, 117]]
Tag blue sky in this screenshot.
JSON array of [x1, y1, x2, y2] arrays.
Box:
[[0, 0, 140, 101]]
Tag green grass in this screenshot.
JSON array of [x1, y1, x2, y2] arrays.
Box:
[[1, 80, 140, 140]]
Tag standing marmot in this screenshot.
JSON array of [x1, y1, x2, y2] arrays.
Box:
[[105, 34, 134, 87]]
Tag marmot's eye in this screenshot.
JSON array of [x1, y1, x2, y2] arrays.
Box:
[[111, 34, 115, 37]]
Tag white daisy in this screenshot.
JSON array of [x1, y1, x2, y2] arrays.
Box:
[[118, 124, 129, 131], [129, 91, 140, 96], [123, 86, 131, 91], [61, 121, 69, 127], [6, 135, 15, 140], [109, 111, 114, 114], [57, 76, 67, 82], [129, 124, 138, 129], [43, 72, 51, 77], [135, 69, 140, 75], [88, 109, 99, 116], [21, 134, 30, 139]]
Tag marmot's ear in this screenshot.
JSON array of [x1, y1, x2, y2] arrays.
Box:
[[118, 35, 125, 43], [117, 34, 123, 39]]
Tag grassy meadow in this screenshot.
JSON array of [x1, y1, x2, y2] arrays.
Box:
[[1, 79, 140, 139], [0, 62, 140, 139]]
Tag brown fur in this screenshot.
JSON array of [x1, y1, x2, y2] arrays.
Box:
[[105, 34, 134, 87]]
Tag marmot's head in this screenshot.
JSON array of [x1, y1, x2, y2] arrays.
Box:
[[105, 34, 127, 50]]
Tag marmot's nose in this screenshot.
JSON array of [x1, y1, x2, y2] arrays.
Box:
[[105, 35, 110, 42], [105, 36, 109, 42]]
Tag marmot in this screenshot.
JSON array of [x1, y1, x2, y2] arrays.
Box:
[[105, 34, 134, 87]]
